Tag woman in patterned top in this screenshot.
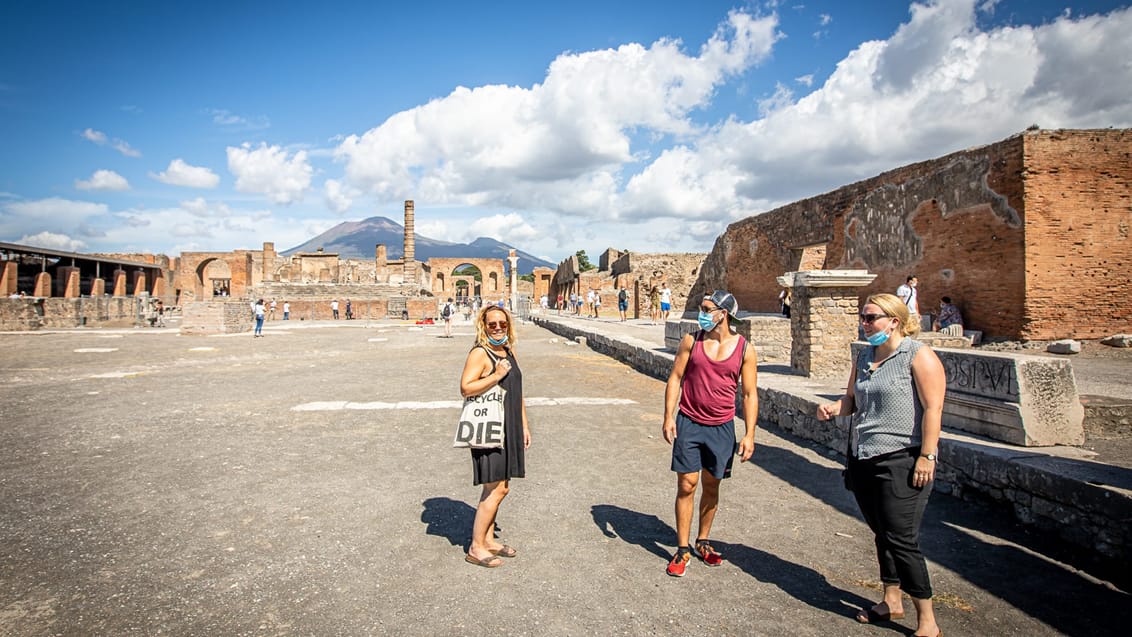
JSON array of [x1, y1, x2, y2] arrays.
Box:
[[816, 293, 946, 637]]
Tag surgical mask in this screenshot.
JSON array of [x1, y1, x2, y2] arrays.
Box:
[[697, 311, 719, 331], [866, 327, 891, 346], [487, 334, 509, 346]]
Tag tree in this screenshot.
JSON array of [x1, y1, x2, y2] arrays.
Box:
[[576, 250, 596, 272]]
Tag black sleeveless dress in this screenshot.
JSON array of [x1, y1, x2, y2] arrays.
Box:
[[470, 346, 525, 485]]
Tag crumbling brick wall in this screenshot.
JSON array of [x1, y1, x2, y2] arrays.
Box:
[[693, 129, 1131, 340]]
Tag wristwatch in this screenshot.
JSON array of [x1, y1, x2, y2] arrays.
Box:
[[920, 453, 937, 461]]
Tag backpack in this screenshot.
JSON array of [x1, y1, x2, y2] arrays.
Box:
[[441, 304, 452, 318], [618, 289, 628, 301]]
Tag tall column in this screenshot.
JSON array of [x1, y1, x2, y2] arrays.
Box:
[[778, 270, 876, 379], [131, 269, 147, 296], [263, 242, 275, 282], [59, 266, 81, 298], [507, 249, 519, 313], [403, 200, 416, 285], [375, 244, 387, 283], [112, 269, 127, 296]]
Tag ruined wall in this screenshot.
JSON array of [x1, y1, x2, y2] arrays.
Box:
[[1020, 130, 1132, 339], [627, 253, 708, 316], [0, 297, 141, 330], [693, 130, 1132, 340]]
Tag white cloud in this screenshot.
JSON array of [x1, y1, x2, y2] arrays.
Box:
[[323, 178, 356, 213], [80, 127, 141, 157], [1, 198, 110, 240], [208, 108, 270, 130], [468, 213, 539, 244], [75, 169, 130, 191], [227, 143, 313, 205], [151, 159, 220, 188], [17, 231, 87, 252], [335, 10, 780, 217]]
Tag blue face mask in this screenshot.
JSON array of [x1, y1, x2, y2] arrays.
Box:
[[487, 334, 509, 346], [697, 311, 719, 331], [866, 327, 891, 346]]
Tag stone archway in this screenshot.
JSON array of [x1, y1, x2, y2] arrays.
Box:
[[428, 258, 505, 298], [176, 251, 254, 302]]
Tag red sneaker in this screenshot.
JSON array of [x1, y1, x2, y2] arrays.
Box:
[[694, 540, 723, 566], [666, 548, 692, 577]]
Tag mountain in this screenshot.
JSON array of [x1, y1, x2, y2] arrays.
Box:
[[283, 216, 556, 274]]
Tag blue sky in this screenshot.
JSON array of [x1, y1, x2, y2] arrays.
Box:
[[2, 0, 1130, 263]]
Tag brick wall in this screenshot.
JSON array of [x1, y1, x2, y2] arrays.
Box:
[[693, 129, 1131, 340]]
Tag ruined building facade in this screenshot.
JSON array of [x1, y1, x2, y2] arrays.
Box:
[[693, 128, 1132, 340]]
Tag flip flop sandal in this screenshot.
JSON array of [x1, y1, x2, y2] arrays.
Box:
[[465, 553, 503, 568], [856, 601, 905, 623], [491, 544, 517, 558]]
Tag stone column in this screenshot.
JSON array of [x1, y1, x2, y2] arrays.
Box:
[[262, 242, 275, 282], [131, 269, 147, 296], [1, 261, 16, 295], [112, 269, 127, 296], [507, 249, 519, 313], [34, 272, 51, 297], [778, 270, 876, 379], [59, 266, 81, 298], [90, 278, 106, 297], [403, 200, 416, 285]]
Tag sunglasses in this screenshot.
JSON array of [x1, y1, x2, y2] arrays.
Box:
[[486, 321, 509, 330], [859, 313, 888, 324], [700, 305, 721, 313]]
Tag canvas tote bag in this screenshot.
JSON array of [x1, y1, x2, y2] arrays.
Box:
[[453, 347, 506, 449]]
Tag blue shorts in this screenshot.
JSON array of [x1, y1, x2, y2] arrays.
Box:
[[671, 411, 737, 479], [661, 302, 671, 311], [618, 300, 628, 311]]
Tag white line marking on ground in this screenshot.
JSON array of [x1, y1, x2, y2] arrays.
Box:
[[89, 371, 147, 379], [74, 348, 119, 353], [188, 347, 216, 351], [291, 397, 637, 411], [367, 338, 388, 342]]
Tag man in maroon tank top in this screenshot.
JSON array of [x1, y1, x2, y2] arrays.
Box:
[[662, 290, 759, 577]]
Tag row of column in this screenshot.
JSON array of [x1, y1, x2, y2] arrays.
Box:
[[1, 261, 160, 298]]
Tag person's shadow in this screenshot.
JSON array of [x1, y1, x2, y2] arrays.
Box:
[[591, 504, 674, 561], [421, 497, 475, 549]]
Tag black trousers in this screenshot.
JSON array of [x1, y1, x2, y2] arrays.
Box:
[[848, 447, 933, 599]]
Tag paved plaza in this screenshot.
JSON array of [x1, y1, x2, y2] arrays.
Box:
[[1, 319, 1129, 635]]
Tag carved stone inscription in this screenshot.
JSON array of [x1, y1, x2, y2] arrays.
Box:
[[937, 350, 1019, 400]]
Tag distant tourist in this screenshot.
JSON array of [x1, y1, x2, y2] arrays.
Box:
[[331, 299, 339, 320], [586, 289, 595, 317], [441, 297, 455, 338], [650, 286, 661, 324], [933, 297, 963, 334], [778, 287, 792, 318], [345, 298, 353, 320], [816, 293, 945, 637], [253, 299, 265, 337], [268, 298, 277, 320], [592, 290, 601, 318], [660, 283, 673, 323], [896, 275, 919, 320], [459, 305, 530, 568], [662, 290, 757, 577], [282, 301, 290, 320], [617, 287, 629, 321]]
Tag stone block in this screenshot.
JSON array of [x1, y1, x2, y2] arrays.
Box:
[[1101, 334, 1132, 348], [1047, 339, 1081, 354], [855, 344, 1086, 446]]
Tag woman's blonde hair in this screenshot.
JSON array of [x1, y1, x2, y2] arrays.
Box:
[[474, 305, 517, 348], [865, 293, 921, 337]]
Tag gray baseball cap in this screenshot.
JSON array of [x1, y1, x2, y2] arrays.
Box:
[[705, 290, 744, 324]]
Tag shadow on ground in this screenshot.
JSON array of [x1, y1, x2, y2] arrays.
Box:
[[751, 429, 1132, 636]]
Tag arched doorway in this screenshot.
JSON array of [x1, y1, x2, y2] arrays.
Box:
[[452, 264, 482, 301], [198, 258, 233, 297]]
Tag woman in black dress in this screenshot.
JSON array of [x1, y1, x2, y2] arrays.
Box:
[[459, 305, 530, 567]]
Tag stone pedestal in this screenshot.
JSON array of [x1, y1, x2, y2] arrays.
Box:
[[130, 270, 147, 296], [1, 261, 16, 295], [112, 269, 127, 296], [90, 278, 106, 297], [778, 270, 876, 379], [59, 266, 81, 298], [33, 272, 51, 297]]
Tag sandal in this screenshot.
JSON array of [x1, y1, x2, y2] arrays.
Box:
[[490, 544, 517, 558], [856, 601, 905, 623], [465, 553, 503, 568]]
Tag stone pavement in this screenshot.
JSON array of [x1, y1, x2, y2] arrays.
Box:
[[1, 318, 1129, 635]]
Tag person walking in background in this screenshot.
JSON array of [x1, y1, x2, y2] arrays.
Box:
[[268, 298, 277, 320], [816, 293, 945, 637], [459, 306, 531, 568], [662, 290, 758, 577], [778, 287, 792, 318], [660, 283, 673, 323], [592, 290, 601, 318], [617, 287, 629, 321], [345, 298, 353, 320], [896, 275, 919, 322], [650, 286, 661, 324], [441, 297, 455, 338], [331, 299, 340, 320], [282, 300, 290, 320], [253, 299, 266, 337]]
